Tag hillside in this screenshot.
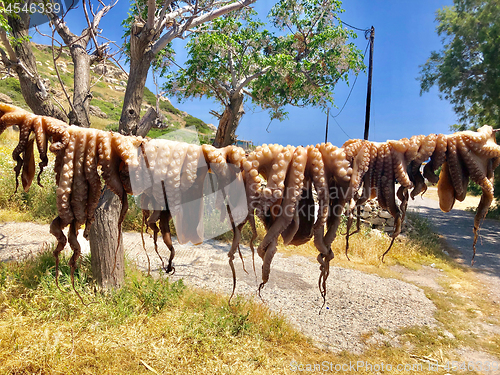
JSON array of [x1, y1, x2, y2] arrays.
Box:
[[0, 43, 216, 142]]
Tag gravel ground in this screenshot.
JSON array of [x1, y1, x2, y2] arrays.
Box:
[[0, 221, 436, 353]]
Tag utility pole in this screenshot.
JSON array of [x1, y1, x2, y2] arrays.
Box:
[[325, 108, 329, 143], [364, 26, 375, 141]]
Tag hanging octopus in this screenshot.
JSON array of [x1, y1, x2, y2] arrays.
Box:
[[1, 102, 500, 305]]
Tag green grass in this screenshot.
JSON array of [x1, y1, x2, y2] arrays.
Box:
[[0, 248, 311, 374], [184, 114, 212, 134], [0, 77, 29, 108], [91, 98, 122, 121]]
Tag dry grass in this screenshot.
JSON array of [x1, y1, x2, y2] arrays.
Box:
[[1, 243, 498, 375]]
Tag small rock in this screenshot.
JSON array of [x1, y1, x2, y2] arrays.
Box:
[[442, 330, 455, 339], [89, 105, 108, 119], [379, 210, 393, 219], [369, 217, 386, 226], [114, 85, 126, 92], [0, 93, 13, 104]]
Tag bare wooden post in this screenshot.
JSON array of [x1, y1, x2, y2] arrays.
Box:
[[364, 26, 375, 141]]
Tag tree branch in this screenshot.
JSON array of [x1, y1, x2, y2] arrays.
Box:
[[152, 0, 257, 55], [136, 107, 157, 137], [235, 66, 271, 94], [228, 49, 237, 87], [146, 0, 156, 30], [0, 29, 17, 60]]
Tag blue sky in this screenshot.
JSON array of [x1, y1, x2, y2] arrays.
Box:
[[32, 0, 457, 148]]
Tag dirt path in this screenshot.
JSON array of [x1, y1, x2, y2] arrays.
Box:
[[408, 187, 500, 304], [0, 220, 436, 353]]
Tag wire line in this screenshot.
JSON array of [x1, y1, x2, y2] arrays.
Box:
[[330, 40, 370, 118]]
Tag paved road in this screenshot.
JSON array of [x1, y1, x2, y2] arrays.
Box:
[[408, 191, 500, 302]]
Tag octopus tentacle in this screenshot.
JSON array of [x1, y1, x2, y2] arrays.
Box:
[[437, 161, 456, 212], [68, 220, 86, 305], [147, 209, 167, 273], [12, 114, 36, 193], [50, 216, 67, 290], [456, 135, 495, 262], [423, 134, 447, 184], [32, 117, 49, 186], [70, 129, 89, 227], [446, 135, 469, 201], [83, 129, 101, 239], [306, 146, 329, 260], [257, 146, 307, 288], [57, 130, 77, 226], [380, 146, 402, 261], [159, 209, 175, 274], [42, 116, 70, 153], [21, 135, 36, 192]]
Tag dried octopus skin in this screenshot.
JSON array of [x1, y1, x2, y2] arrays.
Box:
[[284, 180, 315, 246], [83, 129, 102, 239], [97, 131, 124, 200], [162, 141, 189, 215], [317, 142, 352, 184], [50, 216, 67, 288], [70, 128, 89, 227], [259, 237, 278, 292], [57, 131, 77, 226], [159, 209, 175, 274], [404, 135, 425, 162], [375, 144, 390, 209], [390, 144, 413, 190], [41, 116, 70, 153], [415, 134, 438, 164], [446, 135, 469, 202], [21, 136, 36, 192], [347, 141, 371, 196], [423, 134, 448, 184], [67, 220, 85, 302], [258, 146, 307, 257], [12, 114, 36, 192], [456, 135, 495, 258], [437, 162, 456, 212], [246, 143, 295, 215], [32, 117, 49, 186], [408, 161, 427, 199], [305, 146, 329, 257]]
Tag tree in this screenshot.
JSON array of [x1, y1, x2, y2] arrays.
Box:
[[118, 0, 258, 136], [49, 0, 116, 128], [0, 5, 66, 120], [162, 0, 365, 147], [418, 0, 500, 129]]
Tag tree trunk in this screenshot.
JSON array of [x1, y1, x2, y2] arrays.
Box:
[[68, 46, 91, 127], [118, 32, 154, 135], [89, 188, 125, 288], [6, 14, 66, 121], [213, 93, 245, 147]]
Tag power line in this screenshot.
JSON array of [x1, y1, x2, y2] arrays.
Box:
[[331, 40, 370, 119], [341, 20, 370, 33], [331, 116, 351, 139]]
